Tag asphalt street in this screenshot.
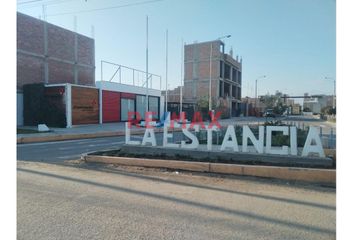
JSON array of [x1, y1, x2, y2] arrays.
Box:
[[17, 161, 336, 240], [17, 133, 184, 162]]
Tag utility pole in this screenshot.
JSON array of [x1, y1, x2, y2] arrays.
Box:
[[180, 38, 183, 116], [165, 30, 168, 114], [325, 77, 336, 111], [254, 75, 266, 114], [209, 43, 213, 112], [145, 16, 149, 115]]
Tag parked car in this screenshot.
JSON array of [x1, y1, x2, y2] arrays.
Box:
[[264, 109, 276, 118]]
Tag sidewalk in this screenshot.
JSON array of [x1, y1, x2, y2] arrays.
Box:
[[17, 122, 147, 144]]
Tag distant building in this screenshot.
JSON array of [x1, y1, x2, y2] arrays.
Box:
[[241, 97, 266, 116], [291, 104, 302, 115], [303, 93, 335, 114]]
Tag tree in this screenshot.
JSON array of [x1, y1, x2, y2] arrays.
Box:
[[321, 106, 336, 115]]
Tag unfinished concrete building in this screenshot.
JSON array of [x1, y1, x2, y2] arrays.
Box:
[[183, 40, 242, 117]]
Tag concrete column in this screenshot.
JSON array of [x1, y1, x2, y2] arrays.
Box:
[[43, 21, 49, 84], [99, 87, 103, 124], [66, 84, 72, 128], [74, 31, 78, 84]]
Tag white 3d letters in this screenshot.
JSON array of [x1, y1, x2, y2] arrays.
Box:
[[142, 128, 157, 146], [181, 125, 200, 149], [302, 127, 325, 157], [163, 125, 179, 148], [124, 123, 326, 158], [266, 126, 289, 155], [242, 126, 264, 153], [125, 122, 140, 145], [220, 125, 239, 152]]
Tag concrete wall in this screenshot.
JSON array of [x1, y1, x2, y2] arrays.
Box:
[[17, 12, 95, 91]]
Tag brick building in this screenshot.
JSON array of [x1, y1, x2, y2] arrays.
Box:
[[17, 12, 95, 125], [183, 40, 242, 117]]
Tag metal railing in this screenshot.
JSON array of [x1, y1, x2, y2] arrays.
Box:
[[100, 60, 162, 90]]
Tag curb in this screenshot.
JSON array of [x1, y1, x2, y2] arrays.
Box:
[[84, 155, 336, 184], [17, 128, 168, 144]]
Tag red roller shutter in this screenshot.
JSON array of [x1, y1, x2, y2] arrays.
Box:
[[102, 90, 120, 122]]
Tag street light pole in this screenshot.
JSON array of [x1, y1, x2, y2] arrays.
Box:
[[208, 35, 231, 113], [209, 43, 213, 112], [165, 29, 168, 114], [325, 77, 336, 110], [254, 75, 266, 113]]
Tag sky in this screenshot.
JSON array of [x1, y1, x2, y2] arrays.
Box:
[[17, 0, 336, 99]]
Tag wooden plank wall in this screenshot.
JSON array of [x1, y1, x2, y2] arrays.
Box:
[[71, 86, 99, 125]]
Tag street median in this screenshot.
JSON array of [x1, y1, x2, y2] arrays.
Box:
[[83, 154, 336, 185]]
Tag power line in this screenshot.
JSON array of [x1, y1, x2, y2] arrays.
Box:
[[17, 0, 81, 9], [47, 0, 165, 17]]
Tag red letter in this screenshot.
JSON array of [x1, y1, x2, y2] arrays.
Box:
[[190, 111, 205, 130], [128, 112, 141, 128], [170, 112, 187, 129], [209, 111, 222, 129], [145, 111, 156, 129]]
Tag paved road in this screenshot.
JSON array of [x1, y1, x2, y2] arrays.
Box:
[[17, 136, 132, 162], [17, 161, 336, 240], [17, 133, 184, 162]]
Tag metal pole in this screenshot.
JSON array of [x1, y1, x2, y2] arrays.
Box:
[[42, 5, 46, 21], [165, 30, 168, 114], [255, 79, 257, 111], [119, 67, 121, 83], [180, 38, 183, 116], [333, 80, 336, 110], [133, 69, 135, 86], [101, 61, 103, 81], [209, 43, 212, 111], [145, 16, 149, 114], [330, 128, 334, 149]]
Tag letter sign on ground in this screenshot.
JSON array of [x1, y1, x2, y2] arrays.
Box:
[[125, 123, 326, 158]]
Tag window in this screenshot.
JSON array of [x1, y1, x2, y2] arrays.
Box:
[[219, 61, 223, 78], [232, 68, 237, 82], [219, 81, 223, 97], [232, 86, 237, 98], [224, 82, 230, 97], [224, 64, 231, 79], [136, 95, 147, 120], [148, 96, 159, 120], [237, 87, 241, 100], [121, 98, 135, 121]]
